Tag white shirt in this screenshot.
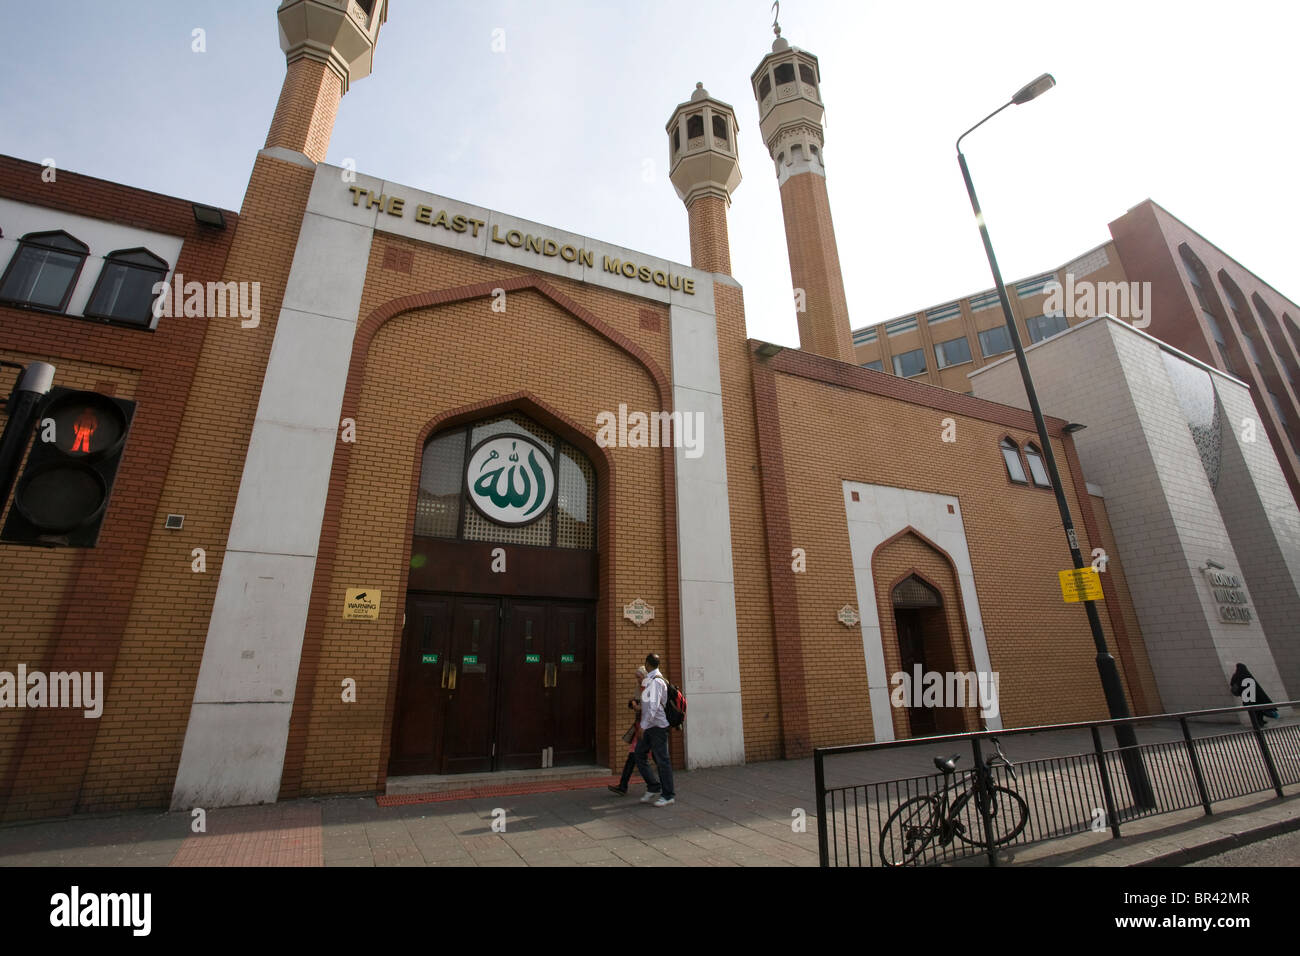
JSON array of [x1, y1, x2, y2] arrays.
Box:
[[640, 669, 669, 730]]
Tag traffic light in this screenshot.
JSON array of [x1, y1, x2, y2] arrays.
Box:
[[1, 387, 136, 547]]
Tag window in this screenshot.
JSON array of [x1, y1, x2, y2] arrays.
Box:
[[415, 412, 595, 549], [85, 248, 168, 325], [978, 325, 1013, 357], [927, 302, 962, 325], [1026, 313, 1069, 343], [853, 326, 878, 346], [934, 336, 972, 369], [861, 359, 883, 372], [686, 113, 703, 139], [1242, 333, 1263, 368], [1180, 246, 1204, 288], [711, 114, 728, 146], [0, 231, 89, 311], [1023, 443, 1051, 487], [757, 73, 772, 101], [885, 315, 918, 336], [774, 62, 795, 86], [1015, 272, 1056, 298], [1203, 310, 1226, 345], [1000, 439, 1027, 483], [672, 128, 680, 153], [892, 348, 926, 378], [798, 63, 816, 88]]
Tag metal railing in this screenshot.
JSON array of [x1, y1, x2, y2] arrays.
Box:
[[814, 700, 1300, 867]]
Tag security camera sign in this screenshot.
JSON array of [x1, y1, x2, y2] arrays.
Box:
[[344, 588, 381, 620]]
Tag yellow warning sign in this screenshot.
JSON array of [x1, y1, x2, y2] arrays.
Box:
[[1058, 568, 1103, 603], [344, 588, 381, 620]]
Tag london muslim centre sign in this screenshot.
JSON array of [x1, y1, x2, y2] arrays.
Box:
[[345, 186, 698, 296]]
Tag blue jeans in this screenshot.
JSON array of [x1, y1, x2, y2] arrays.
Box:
[[635, 726, 674, 799]]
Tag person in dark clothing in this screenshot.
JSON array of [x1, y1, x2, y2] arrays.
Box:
[[608, 667, 658, 796], [1229, 662, 1280, 727]]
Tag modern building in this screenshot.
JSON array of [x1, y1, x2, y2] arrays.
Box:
[[851, 202, 1300, 508], [971, 315, 1299, 714], [1, 1, 1164, 821]]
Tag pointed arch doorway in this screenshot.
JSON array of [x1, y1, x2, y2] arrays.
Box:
[[389, 410, 599, 775], [892, 573, 971, 736]]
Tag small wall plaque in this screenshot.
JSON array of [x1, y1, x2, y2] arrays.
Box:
[[837, 605, 860, 627], [624, 598, 655, 627]]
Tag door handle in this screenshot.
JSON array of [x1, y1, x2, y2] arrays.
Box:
[[448, 663, 458, 690], [544, 662, 556, 688], [440, 662, 449, 689]]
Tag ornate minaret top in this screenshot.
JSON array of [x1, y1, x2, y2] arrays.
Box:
[[666, 82, 742, 208], [666, 83, 741, 275], [749, 15, 826, 185], [276, 0, 388, 95]]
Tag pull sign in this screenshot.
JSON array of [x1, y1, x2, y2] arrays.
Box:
[[524, 653, 541, 663], [421, 653, 440, 664]]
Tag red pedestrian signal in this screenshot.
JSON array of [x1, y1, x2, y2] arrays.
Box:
[[1, 388, 135, 547]]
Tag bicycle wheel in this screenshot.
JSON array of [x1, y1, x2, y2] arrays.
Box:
[[952, 784, 1030, 848], [878, 794, 941, 866]]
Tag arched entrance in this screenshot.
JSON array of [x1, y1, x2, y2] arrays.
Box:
[[389, 411, 598, 775]]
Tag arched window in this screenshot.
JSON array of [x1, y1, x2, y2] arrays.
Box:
[[415, 412, 595, 549], [757, 73, 772, 101], [672, 127, 680, 154], [1000, 438, 1027, 484], [1023, 443, 1051, 488], [711, 114, 728, 146], [686, 113, 704, 140], [798, 63, 817, 89], [774, 62, 795, 85], [0, 230, 88, 312], [892, 574, 941, 609], [86, 247, 169, 325]]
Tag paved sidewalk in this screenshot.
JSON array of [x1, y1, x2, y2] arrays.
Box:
[[0, 721, 1295, 867]]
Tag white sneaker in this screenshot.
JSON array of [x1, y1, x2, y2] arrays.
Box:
[[654, 796, 675, 807], [639, 791, 658, 803]]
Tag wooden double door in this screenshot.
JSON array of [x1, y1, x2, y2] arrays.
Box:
[[390, 593, 596, 775]]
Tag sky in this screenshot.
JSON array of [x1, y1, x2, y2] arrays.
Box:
[[2, 0, 1298, 348]]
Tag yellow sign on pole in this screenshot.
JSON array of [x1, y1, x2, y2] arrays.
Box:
[[1058, 568, 1103, 603], [344, 588, 381, 620]]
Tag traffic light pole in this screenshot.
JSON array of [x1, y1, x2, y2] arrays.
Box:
[[0, 361, 55, 511]]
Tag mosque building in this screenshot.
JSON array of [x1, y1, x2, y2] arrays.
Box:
[[0, 0, 1186, 820]]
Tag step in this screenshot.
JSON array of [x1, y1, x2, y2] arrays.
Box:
[[385, 765, 612, 795]]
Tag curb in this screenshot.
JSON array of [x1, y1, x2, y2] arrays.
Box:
[[1132, 813, 1300, 867]]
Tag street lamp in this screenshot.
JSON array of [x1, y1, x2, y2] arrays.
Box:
[[956, 74, 1155, 808]]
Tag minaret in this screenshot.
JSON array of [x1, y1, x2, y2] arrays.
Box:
[[667, 83, 742, 275], [269, 0, 388, 163], [751, 16, 855, 362]]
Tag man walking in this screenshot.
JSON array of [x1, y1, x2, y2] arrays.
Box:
[[635, 653, 675, 807]]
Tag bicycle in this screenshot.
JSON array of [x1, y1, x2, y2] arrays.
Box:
[[877, 736, 1030, 867]]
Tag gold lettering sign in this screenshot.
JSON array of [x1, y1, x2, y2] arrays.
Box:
[[346, 185, 694, 294]]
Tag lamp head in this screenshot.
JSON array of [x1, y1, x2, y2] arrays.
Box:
[[1011, 73, 1056, 105]]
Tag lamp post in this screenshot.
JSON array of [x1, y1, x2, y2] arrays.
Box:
[[956, 75, 1155, 809]]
